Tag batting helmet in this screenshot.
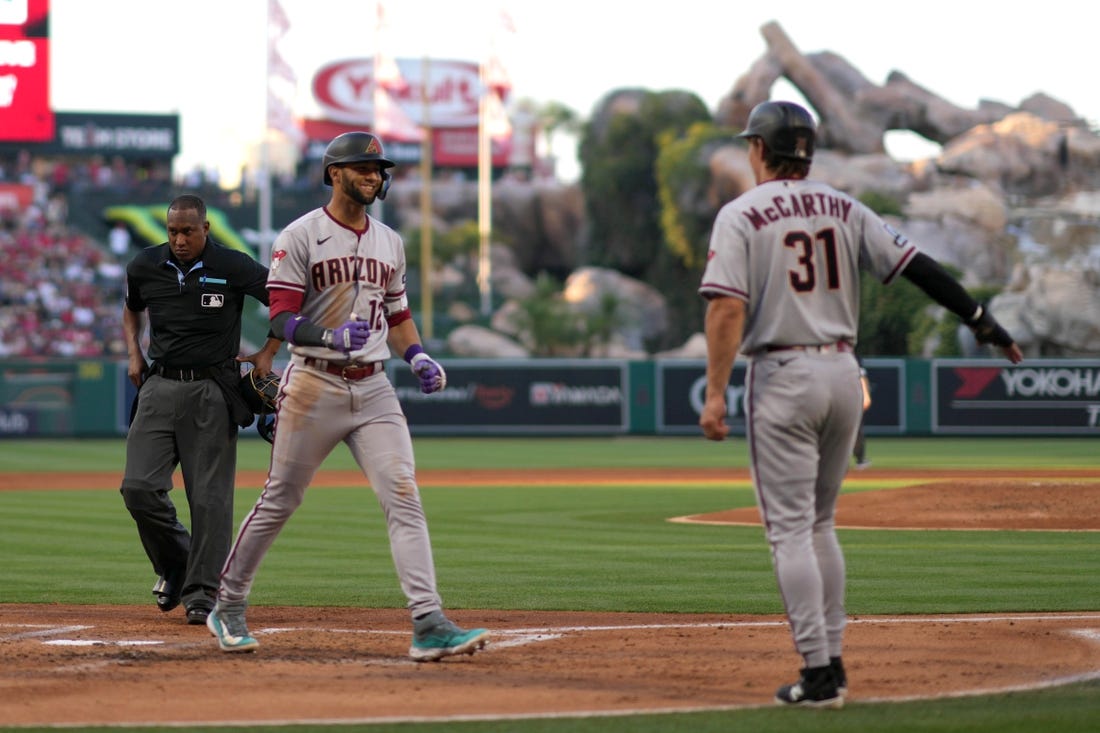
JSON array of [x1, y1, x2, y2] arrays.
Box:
[[737, 101, 816, 161], [238, 368, 281, 415], [322, 131, 395, 199]]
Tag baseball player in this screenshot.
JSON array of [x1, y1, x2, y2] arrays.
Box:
[[698, 101, 1022, 707], [207, 132, 489, 661]]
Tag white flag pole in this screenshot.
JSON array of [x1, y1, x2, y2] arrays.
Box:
[[371, 2, 386, 225], [420, 55, 434, 340], [477, 59, 492, 317], [259, 0, 275, 266]]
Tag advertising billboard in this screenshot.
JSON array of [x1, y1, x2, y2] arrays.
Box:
[[932, 359, 1100, 434], [655, 359, 906, 436], [313, 58, 484, 129], [390, 359, 629, 435], [305, 57, 524, 168], [656, 360, 750, 436], [0, 0, 52, 142]]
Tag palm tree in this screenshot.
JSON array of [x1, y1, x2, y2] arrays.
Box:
[[537, 100, 581, 152], [521, 99, 581, 177]]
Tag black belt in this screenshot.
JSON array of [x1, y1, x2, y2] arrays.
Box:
[[152, 364, 215, 381], [765, 342, 854, 354], [304, 358, 383, 381]]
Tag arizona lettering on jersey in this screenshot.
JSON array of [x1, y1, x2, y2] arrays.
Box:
[[268, 206, 408, 363], [309, 255, 395, 292]]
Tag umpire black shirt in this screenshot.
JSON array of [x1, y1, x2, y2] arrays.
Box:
[[125, 239, 270, 368]]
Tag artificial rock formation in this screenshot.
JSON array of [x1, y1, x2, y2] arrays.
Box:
[[391, 21, 1100, 358]]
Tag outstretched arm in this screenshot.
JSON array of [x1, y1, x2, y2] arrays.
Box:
[[901, 253, 1023, 364]]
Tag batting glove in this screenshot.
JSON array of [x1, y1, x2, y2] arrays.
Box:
[[410, 352, 447, 394], [966, 306, 1014, 348], [327, 319, 371, 353]]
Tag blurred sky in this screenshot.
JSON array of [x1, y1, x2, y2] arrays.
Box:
[[48, 0, 1096, 185]]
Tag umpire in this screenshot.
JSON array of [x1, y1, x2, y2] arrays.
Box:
[[120, 194, 281, 625]]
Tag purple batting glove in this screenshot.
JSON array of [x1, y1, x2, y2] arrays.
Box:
[[330, 320, 370, 353], [410, 352, 447, 394]]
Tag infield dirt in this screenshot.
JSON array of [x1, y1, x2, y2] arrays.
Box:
[[1, 467, 1098, 726]]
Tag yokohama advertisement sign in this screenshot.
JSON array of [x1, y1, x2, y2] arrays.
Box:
[[932, 359, 1100, 434]]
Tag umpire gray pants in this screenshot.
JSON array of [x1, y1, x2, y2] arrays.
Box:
[[120, 375, 238, 610]]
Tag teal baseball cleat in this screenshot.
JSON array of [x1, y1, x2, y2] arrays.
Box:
[[409, 611, 489, 662], [207, 603, 258, 653]]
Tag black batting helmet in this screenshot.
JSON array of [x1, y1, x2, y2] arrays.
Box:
[[737, 101, 816, 161], [322, 131, 396, 198]]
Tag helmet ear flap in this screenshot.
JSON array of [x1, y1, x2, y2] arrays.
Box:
[[377, 170, 392, 201]]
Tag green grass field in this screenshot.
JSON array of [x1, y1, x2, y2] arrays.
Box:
[[1, 436, 1098, 732]]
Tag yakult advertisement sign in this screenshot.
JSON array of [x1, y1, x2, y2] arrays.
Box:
[[312, 58, 485, 127]]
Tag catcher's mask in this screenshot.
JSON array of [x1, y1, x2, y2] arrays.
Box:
[[256, 412, 276, 444], [239, 367, 281, 415], [737, 100, 816, 161], [322, 131, 395, 199]]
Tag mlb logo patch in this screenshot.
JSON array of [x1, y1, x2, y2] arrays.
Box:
[[201, 293, 225, 308]]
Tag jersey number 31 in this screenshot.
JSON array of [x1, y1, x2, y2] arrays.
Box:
[[785, 227, 840, 292]]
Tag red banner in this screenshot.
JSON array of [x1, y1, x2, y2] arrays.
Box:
[[0, 182, 35, 210], [432, 127, 511, 167], [0, 0, 53, 142]]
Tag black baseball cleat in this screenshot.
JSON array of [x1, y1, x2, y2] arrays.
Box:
[[185, 604, 212, 625], [775, 665, 843, 708], [152, 571, 183, 613], [831, 656, 848, 697]]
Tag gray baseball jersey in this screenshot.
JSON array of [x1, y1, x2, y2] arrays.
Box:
[[699, 179, 918, 352], [267, 206, 409, 363]]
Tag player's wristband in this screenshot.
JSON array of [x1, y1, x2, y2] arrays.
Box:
[[403, 344, 425, 363], [281, 313, 329, 347]]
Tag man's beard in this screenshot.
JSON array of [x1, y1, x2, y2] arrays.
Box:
[[342, 177, 376, 206]]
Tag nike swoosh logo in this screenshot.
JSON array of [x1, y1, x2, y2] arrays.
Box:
[[317, 236, 332, 245]]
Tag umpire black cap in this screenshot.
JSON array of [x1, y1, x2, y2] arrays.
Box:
[[737, 101, 816, 161]]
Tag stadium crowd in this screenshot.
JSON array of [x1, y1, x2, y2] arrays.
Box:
[[0, 146, 365, 360], [0, 151, 131, 358]]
